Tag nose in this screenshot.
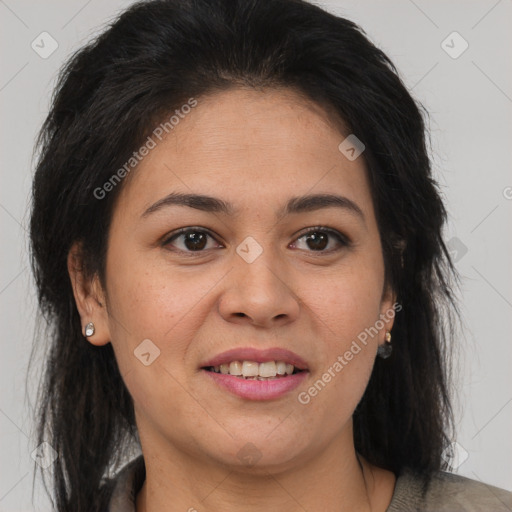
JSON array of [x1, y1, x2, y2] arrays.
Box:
[[217, 249, 300, 329]]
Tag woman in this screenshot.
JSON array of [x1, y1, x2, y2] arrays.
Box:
[[28, 0, 512, 510]]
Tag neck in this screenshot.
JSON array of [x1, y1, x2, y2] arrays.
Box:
[[135, 426, 395, 512]]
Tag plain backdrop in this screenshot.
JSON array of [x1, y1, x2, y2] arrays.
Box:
[[1, 0, 511, 510]]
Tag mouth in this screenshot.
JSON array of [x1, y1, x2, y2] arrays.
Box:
[[199, 347, 310, 400]]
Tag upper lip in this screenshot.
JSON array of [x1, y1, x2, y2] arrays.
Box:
[[200, 347, 309, 371]]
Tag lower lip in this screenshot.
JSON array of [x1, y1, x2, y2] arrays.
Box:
[[201, 370, 308, 400]]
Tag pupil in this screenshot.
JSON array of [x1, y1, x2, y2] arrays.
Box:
[[307, 232, 328, 251], [185, 232, 207, 250]]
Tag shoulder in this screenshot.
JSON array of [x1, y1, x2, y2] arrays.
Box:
[[387, 468, 512, 512]]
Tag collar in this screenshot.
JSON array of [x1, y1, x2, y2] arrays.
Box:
[[107, 455, 146, 512], [106, 455, 426, 511]]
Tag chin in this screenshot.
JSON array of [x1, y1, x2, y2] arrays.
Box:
[[202, 436, 308, 474]]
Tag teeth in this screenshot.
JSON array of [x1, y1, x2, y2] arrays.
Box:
[[210, 360, 299, 378], [258, 361, 276, 377], [276, 361, 287, 375], [229, 361, 242, 375], [242, 361, 260, 377]]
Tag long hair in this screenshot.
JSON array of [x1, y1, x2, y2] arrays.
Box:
[[28, 0, 459, 510]]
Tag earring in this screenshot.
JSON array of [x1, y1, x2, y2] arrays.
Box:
[[84, 322, 95, 337], [377, 330, 392, 359]]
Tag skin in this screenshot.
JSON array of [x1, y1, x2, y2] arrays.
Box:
[[69, 87, 397, 511]]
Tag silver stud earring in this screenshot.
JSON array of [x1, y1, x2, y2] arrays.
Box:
[[377, 330, 392, 359], [84, 322, 95, 337]]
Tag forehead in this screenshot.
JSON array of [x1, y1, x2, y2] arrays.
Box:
[[113, 87, 374, 220]]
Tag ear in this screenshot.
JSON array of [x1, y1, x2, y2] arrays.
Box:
[[67, 242, 111, 346], [378, 282, 398, 342]]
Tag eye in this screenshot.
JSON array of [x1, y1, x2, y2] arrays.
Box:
[[290, 227, 350, 253], [162, 227, 222, 254], [162, 226, 350, 256]]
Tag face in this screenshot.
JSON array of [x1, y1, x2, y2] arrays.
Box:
[[76, 87, 395, 472]]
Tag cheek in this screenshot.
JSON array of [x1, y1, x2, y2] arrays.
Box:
[[300, 253, 383, 410], [303, 299, 378, 433], [103, 250, 183, 373], [307, 259, 384, 345], [104, 258, 208, 428], [104, 250, 228, 383], [106, 251, 203, 337]]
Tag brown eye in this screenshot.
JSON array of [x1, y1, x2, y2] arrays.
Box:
[[291, 227, 350, 253], [163, 228, 221, 253]]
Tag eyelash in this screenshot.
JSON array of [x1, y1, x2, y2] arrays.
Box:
[[162, 226, 351, 256]]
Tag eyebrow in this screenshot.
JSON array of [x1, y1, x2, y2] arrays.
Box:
[[141, 191, 365, 221]]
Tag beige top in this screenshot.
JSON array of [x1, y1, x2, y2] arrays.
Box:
[[103, 455, 512, 511]]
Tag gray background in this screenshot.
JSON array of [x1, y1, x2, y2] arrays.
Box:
[[1, 0, 511, 510]]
